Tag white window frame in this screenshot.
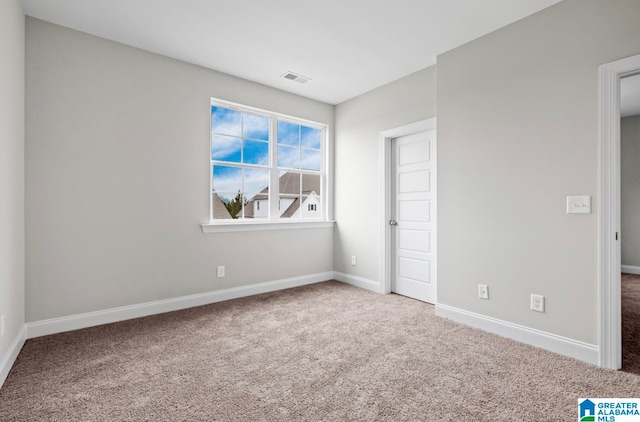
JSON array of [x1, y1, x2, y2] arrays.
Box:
[[202, 98, 333, 233]]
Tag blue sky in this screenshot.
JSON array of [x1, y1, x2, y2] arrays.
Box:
[[211, 106, 322, 201]]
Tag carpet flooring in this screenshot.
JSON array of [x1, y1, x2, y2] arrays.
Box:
[[1, 280, 640, 421]]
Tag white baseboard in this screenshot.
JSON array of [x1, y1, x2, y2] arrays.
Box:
[[26, 272, 334, 339], [0, 325, 26, 390], [621, 265, 640, 275], [435, 304, 599, 366], [333, 272, 380, 293]]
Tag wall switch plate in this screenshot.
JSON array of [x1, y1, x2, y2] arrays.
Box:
[[531, 294, 545, 312], [566, 196, 591, 214], [478, 284, 489, 299], [351, 256, 357, 266], [217, 266, 225, 278], [0, 315, 4, 338]]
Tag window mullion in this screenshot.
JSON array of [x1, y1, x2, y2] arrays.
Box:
[[269, 117, 279, 219]]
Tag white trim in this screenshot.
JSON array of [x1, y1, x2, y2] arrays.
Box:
[[26, 272, 334, 339], [0, 325, 26, 390], [211, 97, 326, 128], [379, 118, 437, 296], [621, 265, 640, 275], [598, 53, 640, 370], [333, 271, 380, 293], [201, 220, 335, 233], [435, 304, 599, 366]]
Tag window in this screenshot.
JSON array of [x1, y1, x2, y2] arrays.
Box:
[[210, 99, 326, 223]]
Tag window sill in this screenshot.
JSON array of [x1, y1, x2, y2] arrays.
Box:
[[201, 220, 335, 233]]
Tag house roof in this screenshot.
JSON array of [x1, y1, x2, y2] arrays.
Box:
[[211, 192, 232, 219], [279, 172, 320, 196], [281, 198, 300, 219], [241, 172, 320, 218]]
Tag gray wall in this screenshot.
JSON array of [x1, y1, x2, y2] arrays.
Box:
[[334, 67, 437, 281], [437, 0, 640, 344], [622, 115, 640, 268], [25, 19, 334, 322], [0, 0, 25, 356]]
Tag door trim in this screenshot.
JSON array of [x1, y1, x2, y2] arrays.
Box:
[[598, 53, 640, 369], [379, 118, 437, 296]]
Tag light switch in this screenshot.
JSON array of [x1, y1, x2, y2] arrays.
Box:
[[566, 196, 591, 214]]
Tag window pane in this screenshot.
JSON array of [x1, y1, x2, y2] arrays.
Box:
[[301, 149, 321, 171], [244, 168, 270, 194], [243, 113, 269, 141], [212, 134, 241, 163], [302, 174, 320, 196], [277, 121, 300, 146], [279, 195, 300, 218], [243, 140, 269, 165], [279, 171, 300, 195], [213, 166, 242, 194], [211, 106, 241, 137], [278, 145, 300, 169], [301, 126, 321, 149]]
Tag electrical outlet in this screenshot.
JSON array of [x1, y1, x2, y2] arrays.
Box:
[[0, 315, 4, 338], [531, 294, 545, 312], [478, 284, 489, 299], [217, 266, 225, 278], [351, 256, 357, 266]]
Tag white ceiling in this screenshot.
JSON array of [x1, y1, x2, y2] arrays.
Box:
[[621, 73, 640, 118], [21, 0, 562, 105]]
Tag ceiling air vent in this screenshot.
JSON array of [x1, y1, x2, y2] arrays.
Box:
[[281, 71, 311, 84]]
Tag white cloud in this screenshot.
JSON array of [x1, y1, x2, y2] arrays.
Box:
[[211, 134, 241, 162], [243, 113, 269, 140], [301, 149, 321, 171], [278, 145, 300, 169], [212, 166, 242, 194], [211, 107, 241, 137], [244, 168, 270, 194]]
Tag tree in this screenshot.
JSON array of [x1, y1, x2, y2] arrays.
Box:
[[223, 191, 246, 218]]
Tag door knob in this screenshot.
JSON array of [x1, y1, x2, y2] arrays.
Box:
[[389, 220, 398, 226]]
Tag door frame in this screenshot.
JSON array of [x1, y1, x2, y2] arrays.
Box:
[[379, 118, 437, 296], [598, 53, 640, 369]]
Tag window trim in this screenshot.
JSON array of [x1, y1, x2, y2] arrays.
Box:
[[201, 219, 335, 233], [206, 98, 331, 229]]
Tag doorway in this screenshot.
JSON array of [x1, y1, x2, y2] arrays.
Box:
[[379, 118, 437, 303], [620, 73, 640, 374], [598, 53, 640, 370]]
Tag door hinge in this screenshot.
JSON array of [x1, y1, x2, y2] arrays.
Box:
[[616, 232, 619, 240]]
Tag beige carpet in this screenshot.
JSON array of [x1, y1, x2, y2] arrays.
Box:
[[1, 280, 639, 421]]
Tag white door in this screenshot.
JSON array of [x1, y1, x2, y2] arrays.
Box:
[[391, 130, 436, 303]]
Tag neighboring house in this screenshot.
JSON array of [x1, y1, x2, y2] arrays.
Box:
[[291, 191, 321, 219], [246, 192, 270, 219], [242, 172, 321, 219]]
